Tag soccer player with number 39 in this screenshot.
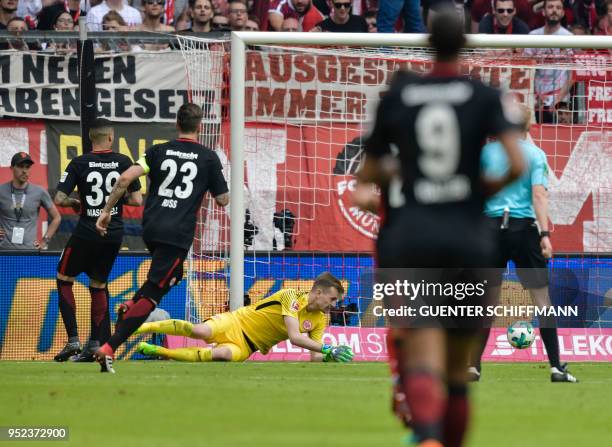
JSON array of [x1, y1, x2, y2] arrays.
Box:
[[53, 118, 143, 362]]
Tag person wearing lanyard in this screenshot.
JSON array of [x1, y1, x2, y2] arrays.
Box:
[[471, 104, 578, 383], [0, 152, 61, 250]]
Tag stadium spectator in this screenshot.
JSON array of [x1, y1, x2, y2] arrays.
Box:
[[268, 0, 324, 31], [471, 0, 540, 32], [595, 0, 612, 34], [86, 0, 142, 31], [2, 17, 31, 50], [280, 15, 297, 29], [184, 0, 213, 31], [377, 0, 426, 33], [312, 0, 368, 32], [99, 10, 133, 52], [570, 0, 599, 31], [569, 22, 588, 34], [0, 0, 18, 28], [45, 10, 77, 53], [211, 0, 228, 14], [227, 0, 248, 29], [478, 0, 530, 33], [555, 100, 574, 123], [140, 0, 176, 32], [211, 11, 229, 28], [138, 0, 175, 50], [525, 0, 574, 123], [101, 9, 126, 29], [0, 152, 61, 251], [37, 0, 85, 30], [16, 0, 43, 22], [246, 15, 260, 28], [364, 9, 376, 32], [313, 0, 369, 16]]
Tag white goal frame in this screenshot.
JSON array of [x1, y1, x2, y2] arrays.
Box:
[[228, 31, 612, 310]]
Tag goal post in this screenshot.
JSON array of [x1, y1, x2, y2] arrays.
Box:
[[228, 31, 612, 310], [175, 30, 612, 346]]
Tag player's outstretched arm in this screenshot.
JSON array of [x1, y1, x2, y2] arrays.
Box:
[[96, 165, 145, 236], [284, 316, 354, 363]]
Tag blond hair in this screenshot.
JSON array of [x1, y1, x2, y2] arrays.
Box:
[[312, 272, 345, 295]]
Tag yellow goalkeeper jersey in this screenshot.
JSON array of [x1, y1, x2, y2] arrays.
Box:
[[233, 289, 327, 355]]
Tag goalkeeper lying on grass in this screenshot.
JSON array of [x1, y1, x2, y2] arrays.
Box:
[[135, 272, 354, 363]]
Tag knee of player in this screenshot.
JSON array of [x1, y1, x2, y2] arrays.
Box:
[[191, 323, 212, 341], [89, 279, 107, 289], [212, 347, 233, 361], [57, 273, 74, 282]]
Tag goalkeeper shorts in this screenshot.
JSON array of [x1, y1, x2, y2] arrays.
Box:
[[205, 312, 253, 362]]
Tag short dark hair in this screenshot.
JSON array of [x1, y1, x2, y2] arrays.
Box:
[[494, 0, 515, 5], [177, 103, 203, 133], [312, 272, 345, 296], [91, 118, 113, 129], [7, 17, 28, 29], [429, 8, 465, 61], [89, 118, 114, 143]]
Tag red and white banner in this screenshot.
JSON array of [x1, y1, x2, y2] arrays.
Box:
[[245, 52, 535, 123], [211, 123, 611, 254], [586, 80, 612, 125], [167, 327, 612, 362]]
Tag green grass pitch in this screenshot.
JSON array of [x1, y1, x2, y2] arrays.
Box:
[[1, 361, 610, 447]]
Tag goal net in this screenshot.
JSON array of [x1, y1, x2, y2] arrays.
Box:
[[176, 34, 612, 360]]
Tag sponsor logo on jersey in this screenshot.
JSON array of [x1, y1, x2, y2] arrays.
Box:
[[333, 136, 380, 239], [89, 162, 119, 169], [167, 150, 199, 160], [60, 172, 68, 182], [302, 320, 312, 331]]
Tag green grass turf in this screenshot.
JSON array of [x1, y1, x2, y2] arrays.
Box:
[[0, 362, 610, 447]]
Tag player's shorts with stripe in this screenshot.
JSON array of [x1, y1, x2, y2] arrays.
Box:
[[205, 312, 253, 362], [487, 217, 548, 288], [144, 240, 188, 289], [57, 235, 121, 282]]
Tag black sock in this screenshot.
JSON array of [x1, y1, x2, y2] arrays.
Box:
[[57, 279, 78, 339], [540, 327, 561, 369], [107, 297, 155, 352], [89, 287, 110, 344]]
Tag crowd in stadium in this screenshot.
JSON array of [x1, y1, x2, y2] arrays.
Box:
[[0, 0, 611, 37]]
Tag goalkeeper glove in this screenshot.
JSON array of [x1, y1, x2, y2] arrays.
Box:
[[321, 344, 354, 363]]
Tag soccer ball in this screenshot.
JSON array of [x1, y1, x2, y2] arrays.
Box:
[[507, 321, 535, 349]]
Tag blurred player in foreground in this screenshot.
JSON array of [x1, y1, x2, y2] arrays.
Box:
[[135, 272, 354, 363], [355, 10, 524, 447], [469, 104, 578, 383], [94, 103, 229, 373], [53, 118, 143, 362]]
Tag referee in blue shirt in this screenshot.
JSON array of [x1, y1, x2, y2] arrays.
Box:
[[470, 104, 578, 383]]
